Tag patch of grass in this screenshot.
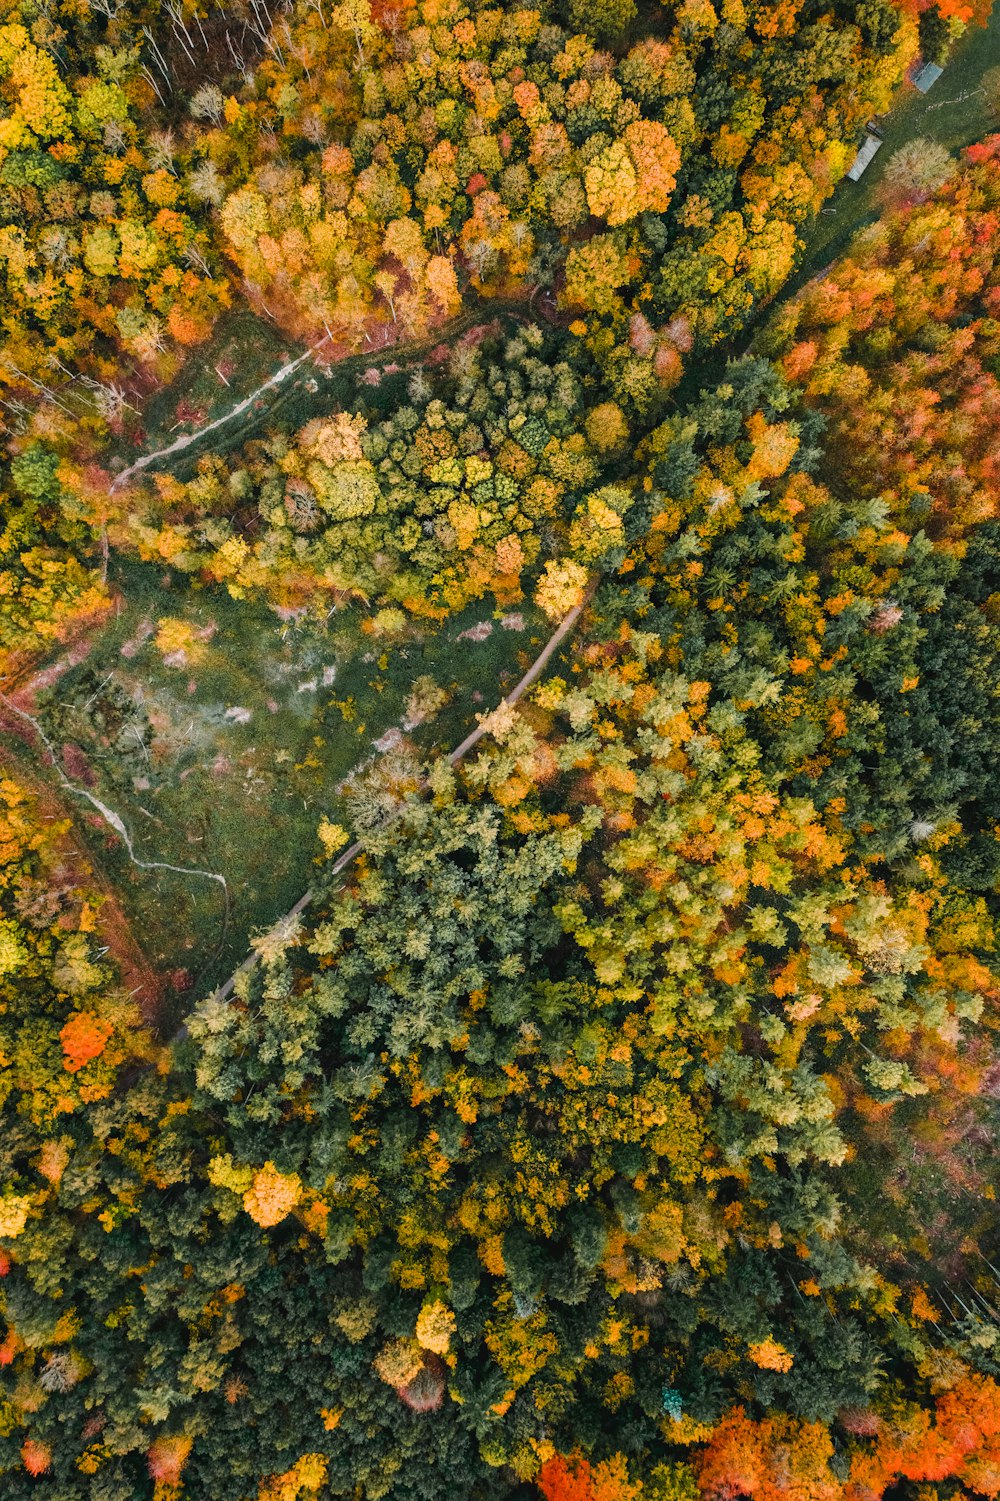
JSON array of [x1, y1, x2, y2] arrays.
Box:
[[29, 560, 553, 1027]]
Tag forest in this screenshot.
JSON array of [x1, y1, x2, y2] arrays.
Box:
[[1, 0, 1000, 1494]]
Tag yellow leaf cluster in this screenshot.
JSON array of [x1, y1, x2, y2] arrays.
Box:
[[242, 1163, 301, 1227]]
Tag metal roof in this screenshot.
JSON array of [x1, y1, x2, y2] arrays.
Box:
[[912, 61, 944, 93], [846, 134, 883, 182]]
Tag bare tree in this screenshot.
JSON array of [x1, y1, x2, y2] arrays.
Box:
[[147, 129, 178, 176], [187, 161, 225, 207], [190, 83, 225, 124], [881, 138, 955, 207], [85, 0, 124, 20], [103, 120, 128, 155]]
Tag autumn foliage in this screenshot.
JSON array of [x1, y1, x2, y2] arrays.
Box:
[[58, 1010, 113, 1073], [762, 139, 1000, 540], [539, 1453, 640, 1501], [0, 0, 998, 1495]]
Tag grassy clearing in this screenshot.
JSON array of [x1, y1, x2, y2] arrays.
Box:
[[25, 559, 551, 1028], [792, 6, 1000, 286], [78, 301, 568, 1023], [120, 310, 297, 468]]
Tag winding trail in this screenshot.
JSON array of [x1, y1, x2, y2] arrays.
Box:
[[0, 693, 229, 901], [198, 581, 595, 1015], [0, 746, 168, 1016]]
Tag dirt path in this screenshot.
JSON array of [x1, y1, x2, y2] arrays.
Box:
[[0, 742, 167, 1019], [0, 692, 229, 896], [110, 343, 321, 492]]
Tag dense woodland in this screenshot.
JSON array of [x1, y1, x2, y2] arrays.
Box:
[[1, 0, 1000, 1495]]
